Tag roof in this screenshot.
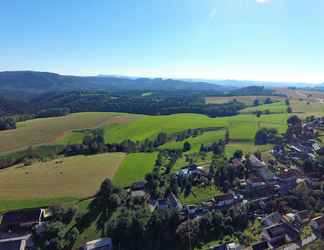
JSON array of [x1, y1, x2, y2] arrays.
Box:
[[214, 193, 234, 202], [249, 155, 266, 167], [130, 190, 146, 198], [130, 181, 145, 191], [248, 177, 265, 184], [167, 193, 183, 209], [0, 240, 24, 250], [312, 216, 324, 229], [231, 158, 242, 167], [1, 208, 43, 226], [252, 241, 269, 250], [0, 236, 28, 250], [209, 244, 227, 250], [262, 212, 282, 226], [82, 238, 112, 250], [265, 223, 286, 238], [296, 210, 310, 222], [278, 170, 297, 179]]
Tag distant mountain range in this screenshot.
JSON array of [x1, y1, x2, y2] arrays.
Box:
[[0, 71, 320, 100], [0, 71, 230, 95]]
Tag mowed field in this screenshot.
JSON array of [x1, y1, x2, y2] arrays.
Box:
[[0, 112, 140, 154], [205, 95, 284, 105], [103, 113, 288, 143], [239, 101, 287, 114], [113, 152, 158, 187], [0, 153, 126, 199]]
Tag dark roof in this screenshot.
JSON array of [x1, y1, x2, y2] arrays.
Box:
[[252, 241, 269, 250], [266, 223, 286, 238], [278, 170, 298, 179], [210, 244, 227, 250], [131, 181, 146, 191], [312, 216, 324, 229], [214, 193, 234, 202], [296, 210, 310, 222], [0, 239, 24, 250], [1, 208, 42, 226]]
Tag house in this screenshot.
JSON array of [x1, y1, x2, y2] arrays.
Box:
[[277, 169, 298, 192], [231, 158, 242, 168], [209, 242, 241, 250], [166, 192, 183, 210], [282, 213, 296, 224], [227, 242, 241, 250], [239, 183, 278, 199], [177, 165, 207, 179], [262, 212, 282, 227], [80, 237, 113, 250], [129, 181, 147, 198], [0, 235, 32, 250], [249, 155, 266, 168], [0, 208, 45, 232], [154, 193, 183, 210], [213, 193, 241, 209], [310, 216, 324, 237], [130, 190, 146, 198], [247, 177, 266, 188], [295, 210, 311, 225], [209, 244, 227, 250], [130, 181, 146, 191], [251, 241, 270, 250], [261, 223, 287, 248], [0, 238, 26, 250]]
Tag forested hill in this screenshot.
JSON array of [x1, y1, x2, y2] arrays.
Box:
[[0, 71, 226, 94], [0, 97, 31, 116]]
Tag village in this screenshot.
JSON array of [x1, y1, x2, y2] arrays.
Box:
[[1, 115, 324, 250]]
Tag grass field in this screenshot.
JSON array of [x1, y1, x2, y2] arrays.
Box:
[[180, 186, 222, 205], [225, 143, 273, 157], [113, 152, 158, 187], [0, 153, 125, 199], [0, 197, 77, 214], [0, 112, 140, 154], [240, 101, 287, 114], [101, 113, 288, 144], [160, 129, 226, 151], [205, 96, 284, 105]]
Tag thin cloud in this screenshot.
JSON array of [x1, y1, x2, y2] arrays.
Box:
[[256, 0, 271, 4], [209, 8, 217, 19]]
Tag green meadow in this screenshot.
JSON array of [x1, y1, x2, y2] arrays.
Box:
[[240, 101, 287, 114], [60, 113, 288, 145], [113, 152, 158, 187]]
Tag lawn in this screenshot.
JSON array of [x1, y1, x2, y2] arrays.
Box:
[[180, 186, 222, 205], [0, 112, 140, 154], [225, 143, 273, 157], [0, 153, 126, 199], [0, 197, 77, 214], [113, 152, 158, 187]]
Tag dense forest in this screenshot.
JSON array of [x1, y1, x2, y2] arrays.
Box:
[[0, 75, 279, 119]]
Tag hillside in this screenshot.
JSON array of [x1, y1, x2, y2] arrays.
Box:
[[0, 71, 226, 95]]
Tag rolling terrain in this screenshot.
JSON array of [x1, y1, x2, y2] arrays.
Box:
[[0, 112, 140, 154]]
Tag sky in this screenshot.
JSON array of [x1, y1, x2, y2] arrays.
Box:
[[1, 0, 324, 83]]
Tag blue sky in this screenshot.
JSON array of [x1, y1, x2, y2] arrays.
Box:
[[1, 0, 324, 83]]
